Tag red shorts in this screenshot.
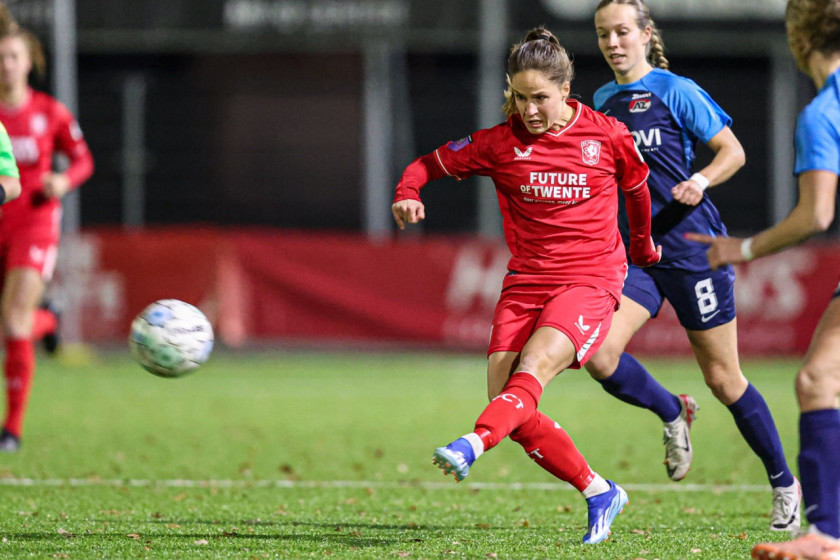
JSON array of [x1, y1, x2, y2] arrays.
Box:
[[0, 229, 59, 282], [488, 281, 619, 369]]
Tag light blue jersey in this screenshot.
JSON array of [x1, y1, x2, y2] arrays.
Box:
[[794, 68, 840, 177]]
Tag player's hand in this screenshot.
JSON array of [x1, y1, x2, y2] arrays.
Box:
[[684, 233, 744, 270], [391, 199, 425, 230], [629, 236, 662, 267], [41, 172, 72, 199], [671, 179, 705, 206]]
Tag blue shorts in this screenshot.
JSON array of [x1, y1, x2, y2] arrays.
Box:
[[623, 252, 736, 331]]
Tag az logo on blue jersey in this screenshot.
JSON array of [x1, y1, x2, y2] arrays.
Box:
[[629, 99, 651, 113]]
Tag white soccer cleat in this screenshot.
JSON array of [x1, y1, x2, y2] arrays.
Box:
[[663, 394, 698, 481], [770, 477, 801, 532]]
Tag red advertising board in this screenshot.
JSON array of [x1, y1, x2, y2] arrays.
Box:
[[55, 227, 837, 356]]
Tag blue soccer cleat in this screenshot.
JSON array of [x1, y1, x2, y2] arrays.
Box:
[[583, 480, 629, 544], [432, 437, 475, 482]]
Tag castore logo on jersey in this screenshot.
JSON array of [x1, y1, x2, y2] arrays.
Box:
[[514, 146, 533, 159]]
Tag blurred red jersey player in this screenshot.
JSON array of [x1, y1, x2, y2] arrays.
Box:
[[0, 3, 93, 452]]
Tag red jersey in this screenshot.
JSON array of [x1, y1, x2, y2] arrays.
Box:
[[0, 88, 93, 233], [394, 99, 650, 300]]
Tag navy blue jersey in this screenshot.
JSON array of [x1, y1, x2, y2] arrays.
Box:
[[594, 68, 730, 263]]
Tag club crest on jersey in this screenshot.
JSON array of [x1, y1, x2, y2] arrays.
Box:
[[629, 98, 651, 113], [514, 146, 533, 159], [580, 140, 601, 166], [448, 135, 472, 152]]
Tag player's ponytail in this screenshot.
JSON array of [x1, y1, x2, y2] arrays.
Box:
[[648, 23, 669, 70], [595, 0, 669, 70], [503, 27, 574, 118]]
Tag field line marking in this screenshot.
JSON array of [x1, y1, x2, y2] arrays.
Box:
[[0, 478, 771, 492]]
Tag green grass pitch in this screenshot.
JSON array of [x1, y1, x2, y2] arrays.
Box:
[[0, 349, 804, 558]]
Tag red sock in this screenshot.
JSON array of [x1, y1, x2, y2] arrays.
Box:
[[474, 372, 543, 451], [4, 338, 35, 438], [510, 410, 595, 492], [31, 308, 57, 340]]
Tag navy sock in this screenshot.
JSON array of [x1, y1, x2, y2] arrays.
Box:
[[727, 384, 794, 488], [799, 408, 840, 538], [597, 353, 681, 422]]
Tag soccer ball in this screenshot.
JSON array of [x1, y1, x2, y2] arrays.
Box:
[[128, 299, 214, 378]]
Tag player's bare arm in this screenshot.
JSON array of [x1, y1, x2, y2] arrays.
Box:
[[671, 126, 745, 206], [0, 174, 19, 202], [686, 169, 838, 269], [391, 198, 426, 230]]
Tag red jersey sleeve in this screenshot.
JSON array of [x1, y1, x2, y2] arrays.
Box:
[[393, 131, 492, 203], [52, 100, 93, 189], [609, 121, 659, 266], [393, 152, 447, 203]]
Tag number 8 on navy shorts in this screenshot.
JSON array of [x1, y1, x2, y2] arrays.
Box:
[[622, 252, 736, 331]]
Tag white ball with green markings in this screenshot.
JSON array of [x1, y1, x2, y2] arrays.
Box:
[[129, 299, 214, 378]]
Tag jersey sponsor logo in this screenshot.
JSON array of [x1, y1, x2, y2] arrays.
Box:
[[10, 136, 40, 164], [629, 98, 651, 113], [520, 171, 591, 203], [447, 135, 472, 152], [631, 92, 652, 99], [513, 146, 533, 159], [631, 128, 662, 149], [581, 140, 601, 165]]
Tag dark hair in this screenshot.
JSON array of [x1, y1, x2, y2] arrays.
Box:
[[595, 0, 669, 69], [0, 3, 47, 79], [502, 27, 574, 118], [786, 0, 840, 72]]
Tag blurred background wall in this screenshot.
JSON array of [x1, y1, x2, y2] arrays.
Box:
[[6, 0, 830, 354]]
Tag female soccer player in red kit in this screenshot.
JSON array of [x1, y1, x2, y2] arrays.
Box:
[[0, 5, 93, 452], [392, 27, 660, 544]]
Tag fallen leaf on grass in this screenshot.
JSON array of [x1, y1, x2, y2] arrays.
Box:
[[194, 539, 209, 545]]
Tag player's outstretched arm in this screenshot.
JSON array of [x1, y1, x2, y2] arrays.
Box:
[[685, 169, 838, 269]]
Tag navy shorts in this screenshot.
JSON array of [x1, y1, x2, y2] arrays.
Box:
[[623, 252, 736, 331]]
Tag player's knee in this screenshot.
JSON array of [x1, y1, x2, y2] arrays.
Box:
[[795, 364, 840, 408], [1, 305, 33, 337], [584, 349, 618, 379], [517, 350, 566, 382], [702, 365, 745, 403]]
